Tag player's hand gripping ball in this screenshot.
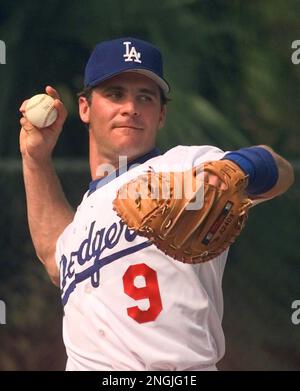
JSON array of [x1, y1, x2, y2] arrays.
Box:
[[113, 160, 253, 264], [25, 94, 58, 128]]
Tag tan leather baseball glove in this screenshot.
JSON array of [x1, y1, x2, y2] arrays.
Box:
[[113, 160, 253, 263]]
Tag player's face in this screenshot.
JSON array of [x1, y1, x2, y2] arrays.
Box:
[[79, 72, 166, 165]]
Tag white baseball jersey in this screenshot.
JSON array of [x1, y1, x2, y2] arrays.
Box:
[[55, 145, 230, 371]]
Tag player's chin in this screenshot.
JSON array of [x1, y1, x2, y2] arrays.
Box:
[[113, 126, 144, 136], [113, 128, 146, 148]]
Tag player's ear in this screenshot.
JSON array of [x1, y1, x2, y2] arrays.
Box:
[[79, 96, 90, 124], [158, 104, 167, 130]]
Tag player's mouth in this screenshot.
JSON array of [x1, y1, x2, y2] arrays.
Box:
[[115, 125, 143, 129], [114, 126, 144, 133]]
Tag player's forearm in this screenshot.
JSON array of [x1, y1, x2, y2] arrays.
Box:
[[22, 156, 74, 283]]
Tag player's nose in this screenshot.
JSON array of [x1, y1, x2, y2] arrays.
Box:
[[120, 99, 140, 117]]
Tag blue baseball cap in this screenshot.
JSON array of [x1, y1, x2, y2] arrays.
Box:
[[84, 37, 170, 95]]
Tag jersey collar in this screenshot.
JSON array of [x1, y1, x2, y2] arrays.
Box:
[[88, 148, 161, 196]]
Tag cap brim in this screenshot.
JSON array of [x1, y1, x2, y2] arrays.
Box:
[[88, 68, 170, 95], [123, 69, 170, 95]]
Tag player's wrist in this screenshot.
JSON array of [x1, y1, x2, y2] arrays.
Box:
[[21, 152, 54, 171], [223, 146, 279, 195]]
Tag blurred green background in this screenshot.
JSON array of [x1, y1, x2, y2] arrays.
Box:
[[0, 0, 299, 370]]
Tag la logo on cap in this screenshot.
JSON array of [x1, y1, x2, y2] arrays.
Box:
[[123, 41, 142, 63]]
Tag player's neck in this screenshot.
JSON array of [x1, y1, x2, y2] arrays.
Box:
[[89, 147, 143, 180], [90, 152, 149, 180]]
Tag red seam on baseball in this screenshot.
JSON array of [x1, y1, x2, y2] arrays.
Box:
[[43, 104, 56, 127]]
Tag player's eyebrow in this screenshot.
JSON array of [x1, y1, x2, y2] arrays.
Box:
[[101, 86, 124, 93], [137, 88, 158, 97]]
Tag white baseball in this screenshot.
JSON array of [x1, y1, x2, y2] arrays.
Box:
[[25, 94, 58, 128]]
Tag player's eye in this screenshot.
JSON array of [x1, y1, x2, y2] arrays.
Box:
[[139, 95, 153, 103], [108, 92, 123, 99]]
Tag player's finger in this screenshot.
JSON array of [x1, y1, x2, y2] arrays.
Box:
[[19, 100, 29, 114], [20, 116, 34, 127], [52, 99, 67, 127], [208, 175, 227, 190], [21, 124, 36, 133], [220, 181, 227, 190], [20, 120, 36, 132], [20, 117, 27, 126], [20, 117, 33, 128], [45, 85, 61, 100], [20, 116, 41, 133]]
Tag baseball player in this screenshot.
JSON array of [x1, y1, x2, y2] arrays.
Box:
[[19, 37, 294, 370]]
